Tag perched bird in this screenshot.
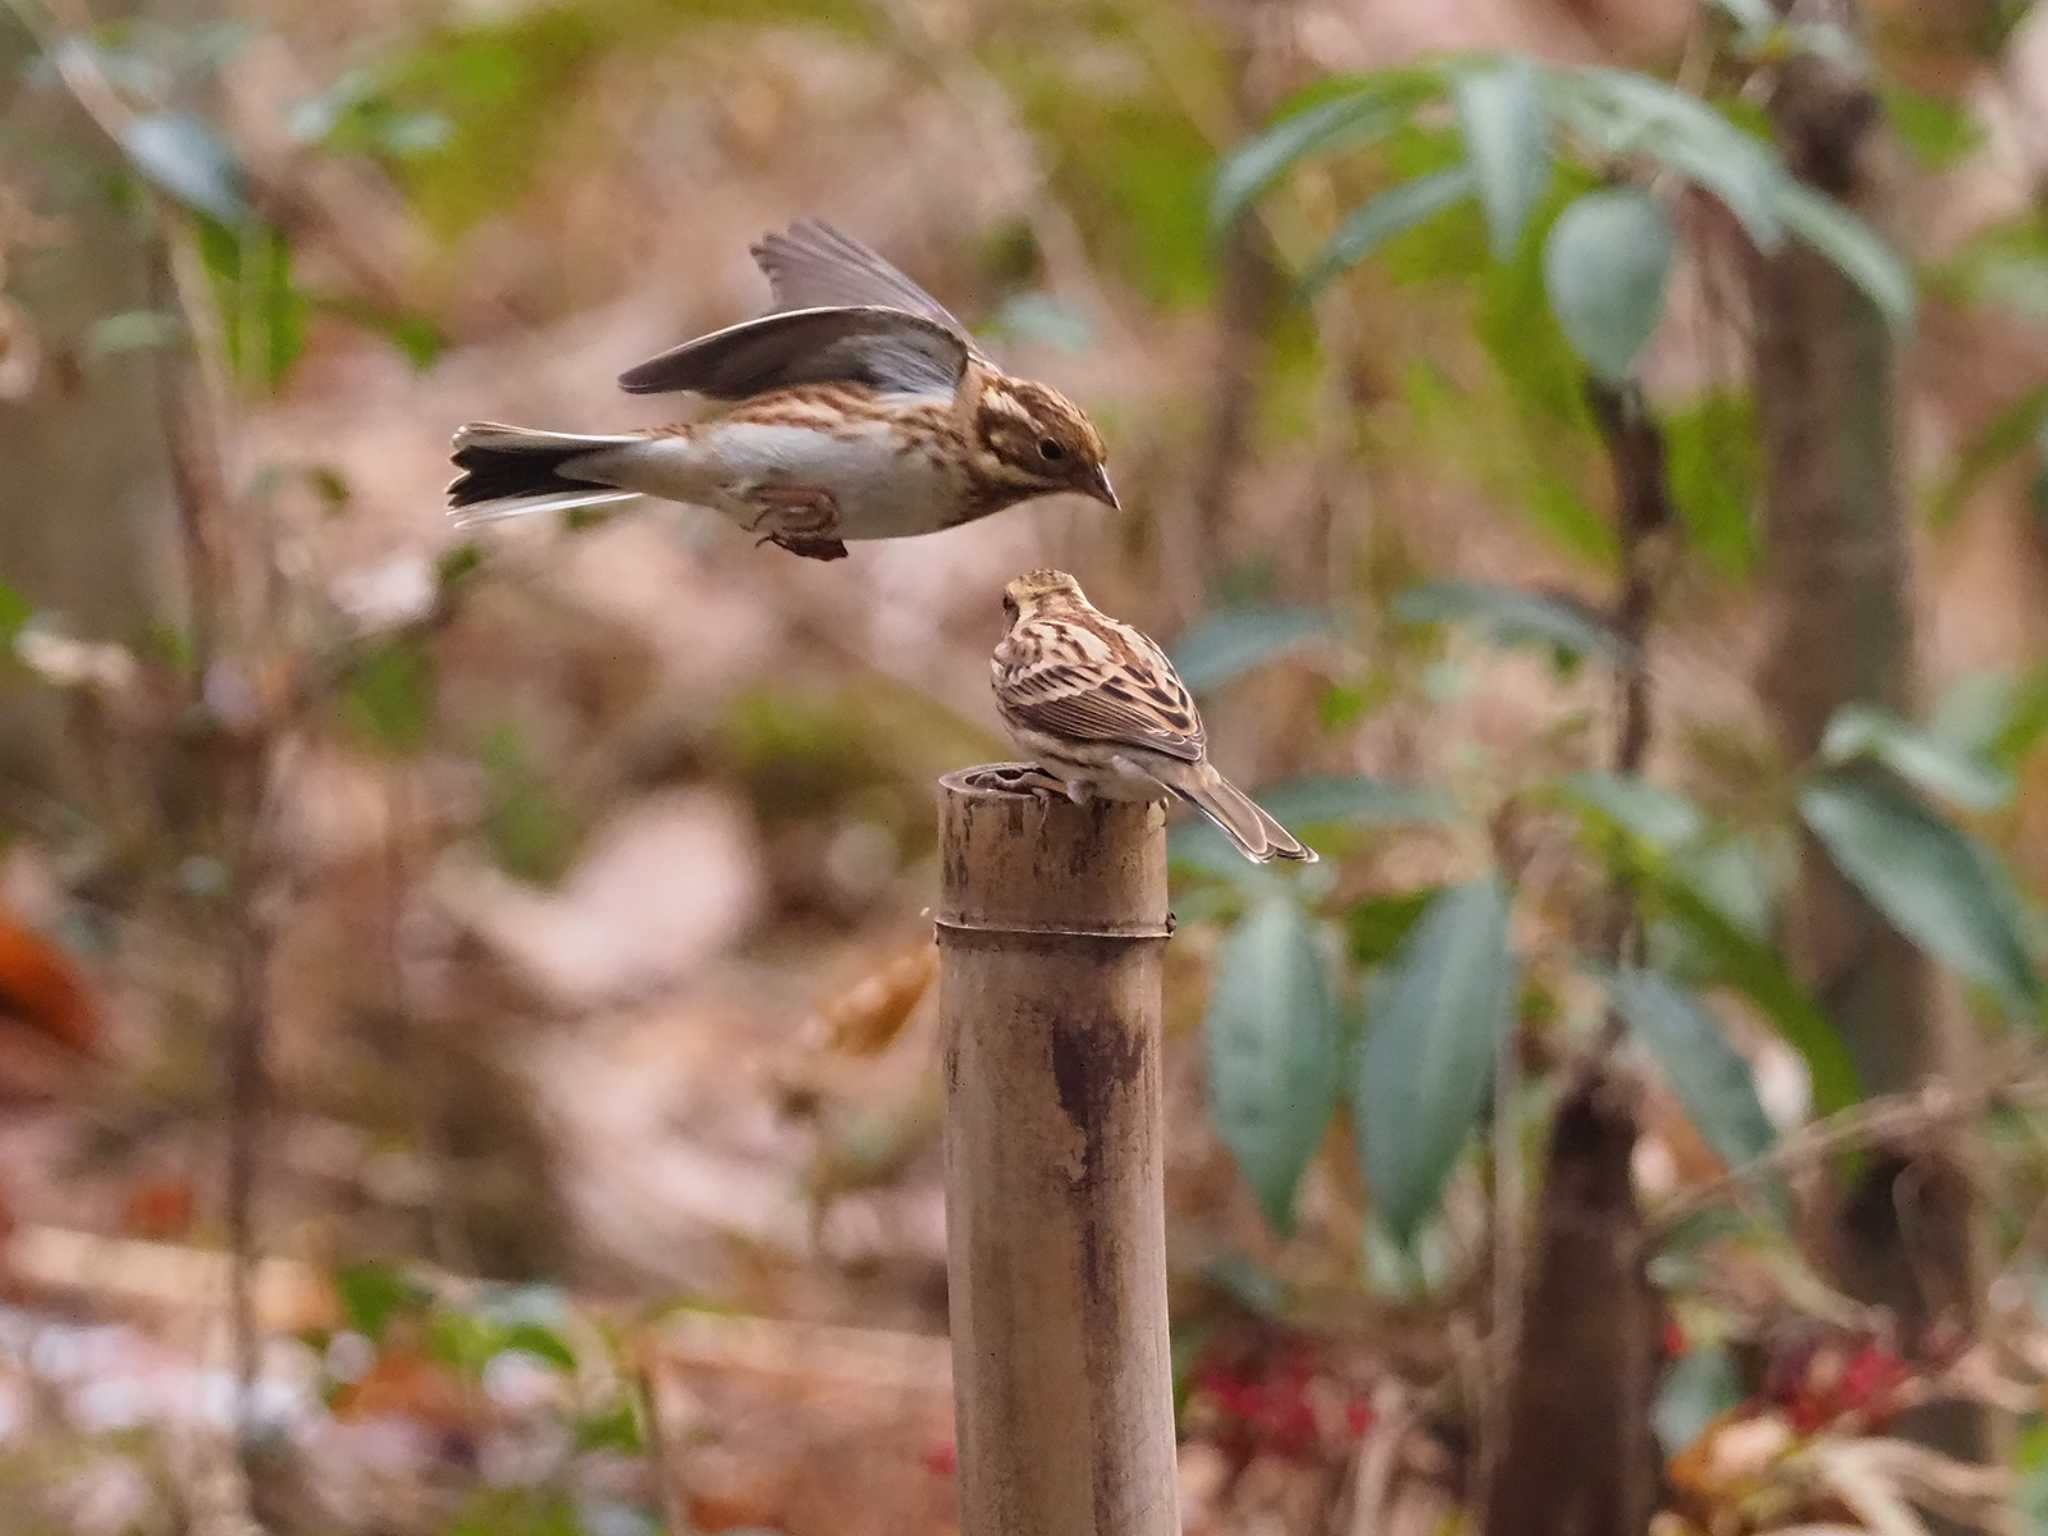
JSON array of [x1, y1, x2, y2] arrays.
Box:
[[990, 569, 1316, 864], [446, 220, 1119, 560]]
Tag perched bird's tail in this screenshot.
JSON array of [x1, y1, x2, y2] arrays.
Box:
[[1172, 765, 1317, 864], [446, 423, 644, 528]]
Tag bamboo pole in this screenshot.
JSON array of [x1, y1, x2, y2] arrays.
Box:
[[935, 765, 1180, 1536]]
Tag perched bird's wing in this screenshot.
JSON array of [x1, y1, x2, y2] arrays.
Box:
[[617, 306, 969, 398], [752, 220, 980, 351], [994, 618, 1206, 764]]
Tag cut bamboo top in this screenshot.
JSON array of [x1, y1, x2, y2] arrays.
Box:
[[936, 765, 1171, 941]]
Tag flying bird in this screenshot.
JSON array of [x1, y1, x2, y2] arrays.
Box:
[[990, 569, 1316, 864], [447, 220, 1118, 561]]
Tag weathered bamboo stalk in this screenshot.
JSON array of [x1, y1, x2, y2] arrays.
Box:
[[935, 765, 1179, 1536]]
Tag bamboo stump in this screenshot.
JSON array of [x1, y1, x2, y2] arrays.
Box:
[[935, 766, 1179, 1536]]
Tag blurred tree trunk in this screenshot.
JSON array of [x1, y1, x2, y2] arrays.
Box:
[[1189, 1, 1284, 596], [1749, 4, 1991, 1465], [1484, 1077, 1658, 1536], [1484, 386, 1669, 1536], [0, 12, 180, 787]]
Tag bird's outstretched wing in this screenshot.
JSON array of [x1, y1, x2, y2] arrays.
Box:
[[752, 219, 978, 348], [993, 617, 1206, 763], [616, 305, 968, 398]]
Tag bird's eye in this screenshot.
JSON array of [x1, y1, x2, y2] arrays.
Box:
[[1037, 437, 1066, 462]]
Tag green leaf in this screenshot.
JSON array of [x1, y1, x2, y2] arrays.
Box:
[[1305, 166, 1477, 292], [427, 1311, 500, 1377], [444, 1488, 584, 1536], [1257, 775, 1456, 828], [1773, 182, 1914, 325], [1346, 889, 1442, 965], [1664, 391, 1759, 574], [1559, 783, 1863, 1114], [1453, 59, 1551, 260], [291, 70, 452, 159], [473, 1281, 570, 1330], [343, 637, 435, 753], [40, 36, 168, 99], [1939, 212, 2048, 321], [1654, 1345, 1745, 1456], [1707, 0, 1777, 33], [1607, 968, 1776, 1176], [1929, 668, 2031, 757], [996, 19, 1216, 306], [1170, 606, 1331, 692], [1168, 824, 1281, 887], [575, 1398, 643, 1454], [377, 7, 604, 240], [1206, 900, 1341, 1234], [121, 111, 249, 222], [1399, 360, 1617, 565], [1543, 189, 1674, 383], [1547, 68, 1784, 248], [1395, 580, 1622, 661], [311, 293, 448, 368], [1820, 704, 2013, 811], [1926, 382, 2048, 527], [1655, 878, 1861, 1115], [438, 540, 488, 592], [1356, 879, 1517, 1240], [1880, 84, 1981, 170], [985, 293, 1091, 351], [1987, 669, 2048, 768], [1212, 68, 1447, 234], [1558, 771, 1707, 849], [1473, 163, 1606, 424], [1801, 773, 2042, 1017], [580, 1501, 662, 1536], [84, 309, 185, 361], [1175, 775, 1452, 880], [194, 214, 305, 391], [336, 1261, 428, 1340], [482, 723, 582, 883], [0, 582, 31, 647], [496, 1321, 576, 1370], [1212, 92, 1397, 234]]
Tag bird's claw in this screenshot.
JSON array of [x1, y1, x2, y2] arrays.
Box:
[[963, 764, 1071, 803], [758, 533, 849, 561], [746, 485, 842, 547]]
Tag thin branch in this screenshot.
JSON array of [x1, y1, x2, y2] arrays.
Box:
[[636, 1340, 693, 1534], [1647, 1067, 2048, 1242], [1583, 378, 1675, 1060], [145, 242, 223, 676], [221, 776, 275, 1450]]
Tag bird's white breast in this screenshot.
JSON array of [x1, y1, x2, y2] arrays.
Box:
[[626, 395, 972, 541]]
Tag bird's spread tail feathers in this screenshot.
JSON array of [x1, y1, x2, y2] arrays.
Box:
[[1175, 768, 1316, 864], [446, 423, 643, 528]]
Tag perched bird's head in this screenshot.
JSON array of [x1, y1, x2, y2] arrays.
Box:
[[1002, 568, 1089, 621], [973, 381, 1118, 511]]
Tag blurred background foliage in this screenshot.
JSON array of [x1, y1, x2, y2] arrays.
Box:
[[2, 0, 2048, 1532]]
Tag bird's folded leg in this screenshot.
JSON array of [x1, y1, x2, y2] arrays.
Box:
[[747, 484, 840, 534], [746, 485, 848, 561]]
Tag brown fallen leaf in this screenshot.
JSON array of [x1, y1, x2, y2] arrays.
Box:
[[807, 942, 937, 1058], [0, 907, 101, 1059]]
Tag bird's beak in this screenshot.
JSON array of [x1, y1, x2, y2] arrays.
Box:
[[1084, 464, 1120, 511]]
